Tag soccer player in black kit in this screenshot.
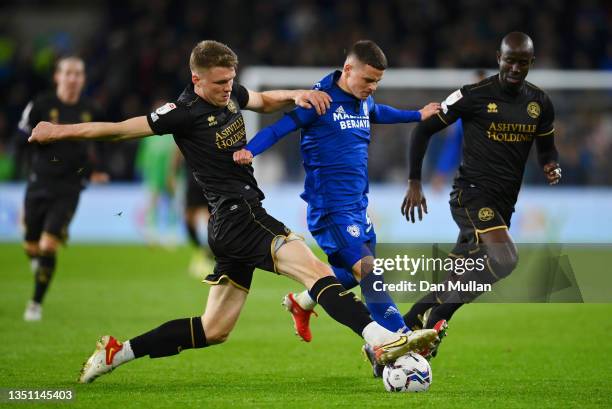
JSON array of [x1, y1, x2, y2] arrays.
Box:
[[18, 56, 107, 322], [28, 40, 438, 383], [401, 32, 561, 357]]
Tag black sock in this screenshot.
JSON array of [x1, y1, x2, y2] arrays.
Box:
[[424, 246, 509, 326], [426, 302, 463, 327], [32, 252, 56, 304], [186, 223, 201, 247], [308, 276, 372, 336], [403, 293, 440, 329], [130, 317, 207, 358]]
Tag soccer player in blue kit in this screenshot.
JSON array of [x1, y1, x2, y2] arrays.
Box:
[[233, 40, 446, 375]]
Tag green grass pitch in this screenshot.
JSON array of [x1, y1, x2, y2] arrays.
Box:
[[1, 243, 611, 408]]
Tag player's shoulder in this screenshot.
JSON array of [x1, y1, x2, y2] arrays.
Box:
[[313, 70, 340, 92], [524, 80, 551, 101], [176, 84, 199, 108], [462, 75, 496, 95]]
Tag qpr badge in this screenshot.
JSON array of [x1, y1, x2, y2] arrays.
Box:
[[347, 224, 361, 238]]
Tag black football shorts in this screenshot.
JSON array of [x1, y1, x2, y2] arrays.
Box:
[[24, 189, 80, 243], [204, 198, 291, 292], [448, 185, 513, 254]]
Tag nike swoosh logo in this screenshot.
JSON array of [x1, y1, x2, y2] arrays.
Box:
[[106, 346, 117, 365], [381, 336, 408, 350]]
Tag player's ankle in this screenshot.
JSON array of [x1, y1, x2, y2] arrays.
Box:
[[362, 321, 395, 346], [112, 340, 135, 367], [294, 291, 316, 310]]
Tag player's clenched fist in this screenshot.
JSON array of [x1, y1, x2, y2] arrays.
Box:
[[233, 148, 254, 165], [543, 162, 562, 185], [418, 102, 441, 121], [28, 121, 59, 144]]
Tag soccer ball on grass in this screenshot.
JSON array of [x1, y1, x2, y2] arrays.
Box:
[[382, 352, 432, 392]]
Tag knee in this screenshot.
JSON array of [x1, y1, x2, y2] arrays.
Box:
[[23, 242, 39, 257], [39, 236, 59, 253], [487, 249, 518, 280]]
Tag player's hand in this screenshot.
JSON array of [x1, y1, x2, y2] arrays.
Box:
[[543, 162, 562, 185], [294, 90, 332, 115], [418, 102, 441, 121], [28, 121, 61, 144], [401, 179, 428, 223], [90, 172, 110, 184], [233, 149, 254, 165]]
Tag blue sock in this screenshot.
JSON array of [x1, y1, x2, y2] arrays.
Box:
[[359, 272, 410, 333]]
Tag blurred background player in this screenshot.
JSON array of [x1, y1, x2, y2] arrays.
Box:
[[234, 41, 442, 359], [135, 99, 180, 247], [169, 147, 215, 278], [17, 56, 108, 321], [401, 32, 561, 357]]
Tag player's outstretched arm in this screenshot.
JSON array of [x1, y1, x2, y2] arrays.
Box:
[[370, 102, 440, 124], [28, 116, 154, 144], [401, 115, 450, 223], [245, 89, 331, 114], [233, 114, 302, 165]]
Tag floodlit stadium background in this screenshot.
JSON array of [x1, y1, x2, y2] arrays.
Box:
[[0, 0, 611, 244]]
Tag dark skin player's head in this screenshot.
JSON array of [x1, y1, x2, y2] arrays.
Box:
[[497, 32, 535, 90]]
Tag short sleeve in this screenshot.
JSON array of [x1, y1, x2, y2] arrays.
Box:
[[147, 102, 192, 135], [233, 83, 249, 109], [536, 95, 555, 136], [18, 100, 38, 134], [438, 86, 475, 125]]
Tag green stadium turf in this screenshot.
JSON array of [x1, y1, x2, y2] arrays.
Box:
[[1, 243, 611, 408]]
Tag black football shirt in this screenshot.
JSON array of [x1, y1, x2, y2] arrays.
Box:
[[18, 92, 103, 195], [438, 75, 555, 210], [146, 82, 264, 210]]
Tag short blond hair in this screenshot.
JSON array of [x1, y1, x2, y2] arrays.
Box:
[[189, 40, 238, 72]]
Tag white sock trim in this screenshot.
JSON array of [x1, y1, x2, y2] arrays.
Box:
[[295, 290, 316, 310], [114, 340, 135, 367], [362, 321, 399, 346]]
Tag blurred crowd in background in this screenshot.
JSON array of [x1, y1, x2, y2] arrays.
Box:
[[0, 0, 610, 185]]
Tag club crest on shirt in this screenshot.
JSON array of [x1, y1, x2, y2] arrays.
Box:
[[487, 103, 498, 113], [527, 102, 540, 119], [347, 224, 361, 238], [208, 115, 218, 126], [478, 207, 495, 222], [227, 100, 237, 113]]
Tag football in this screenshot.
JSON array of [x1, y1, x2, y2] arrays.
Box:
[[382, 352, 432, 392]]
